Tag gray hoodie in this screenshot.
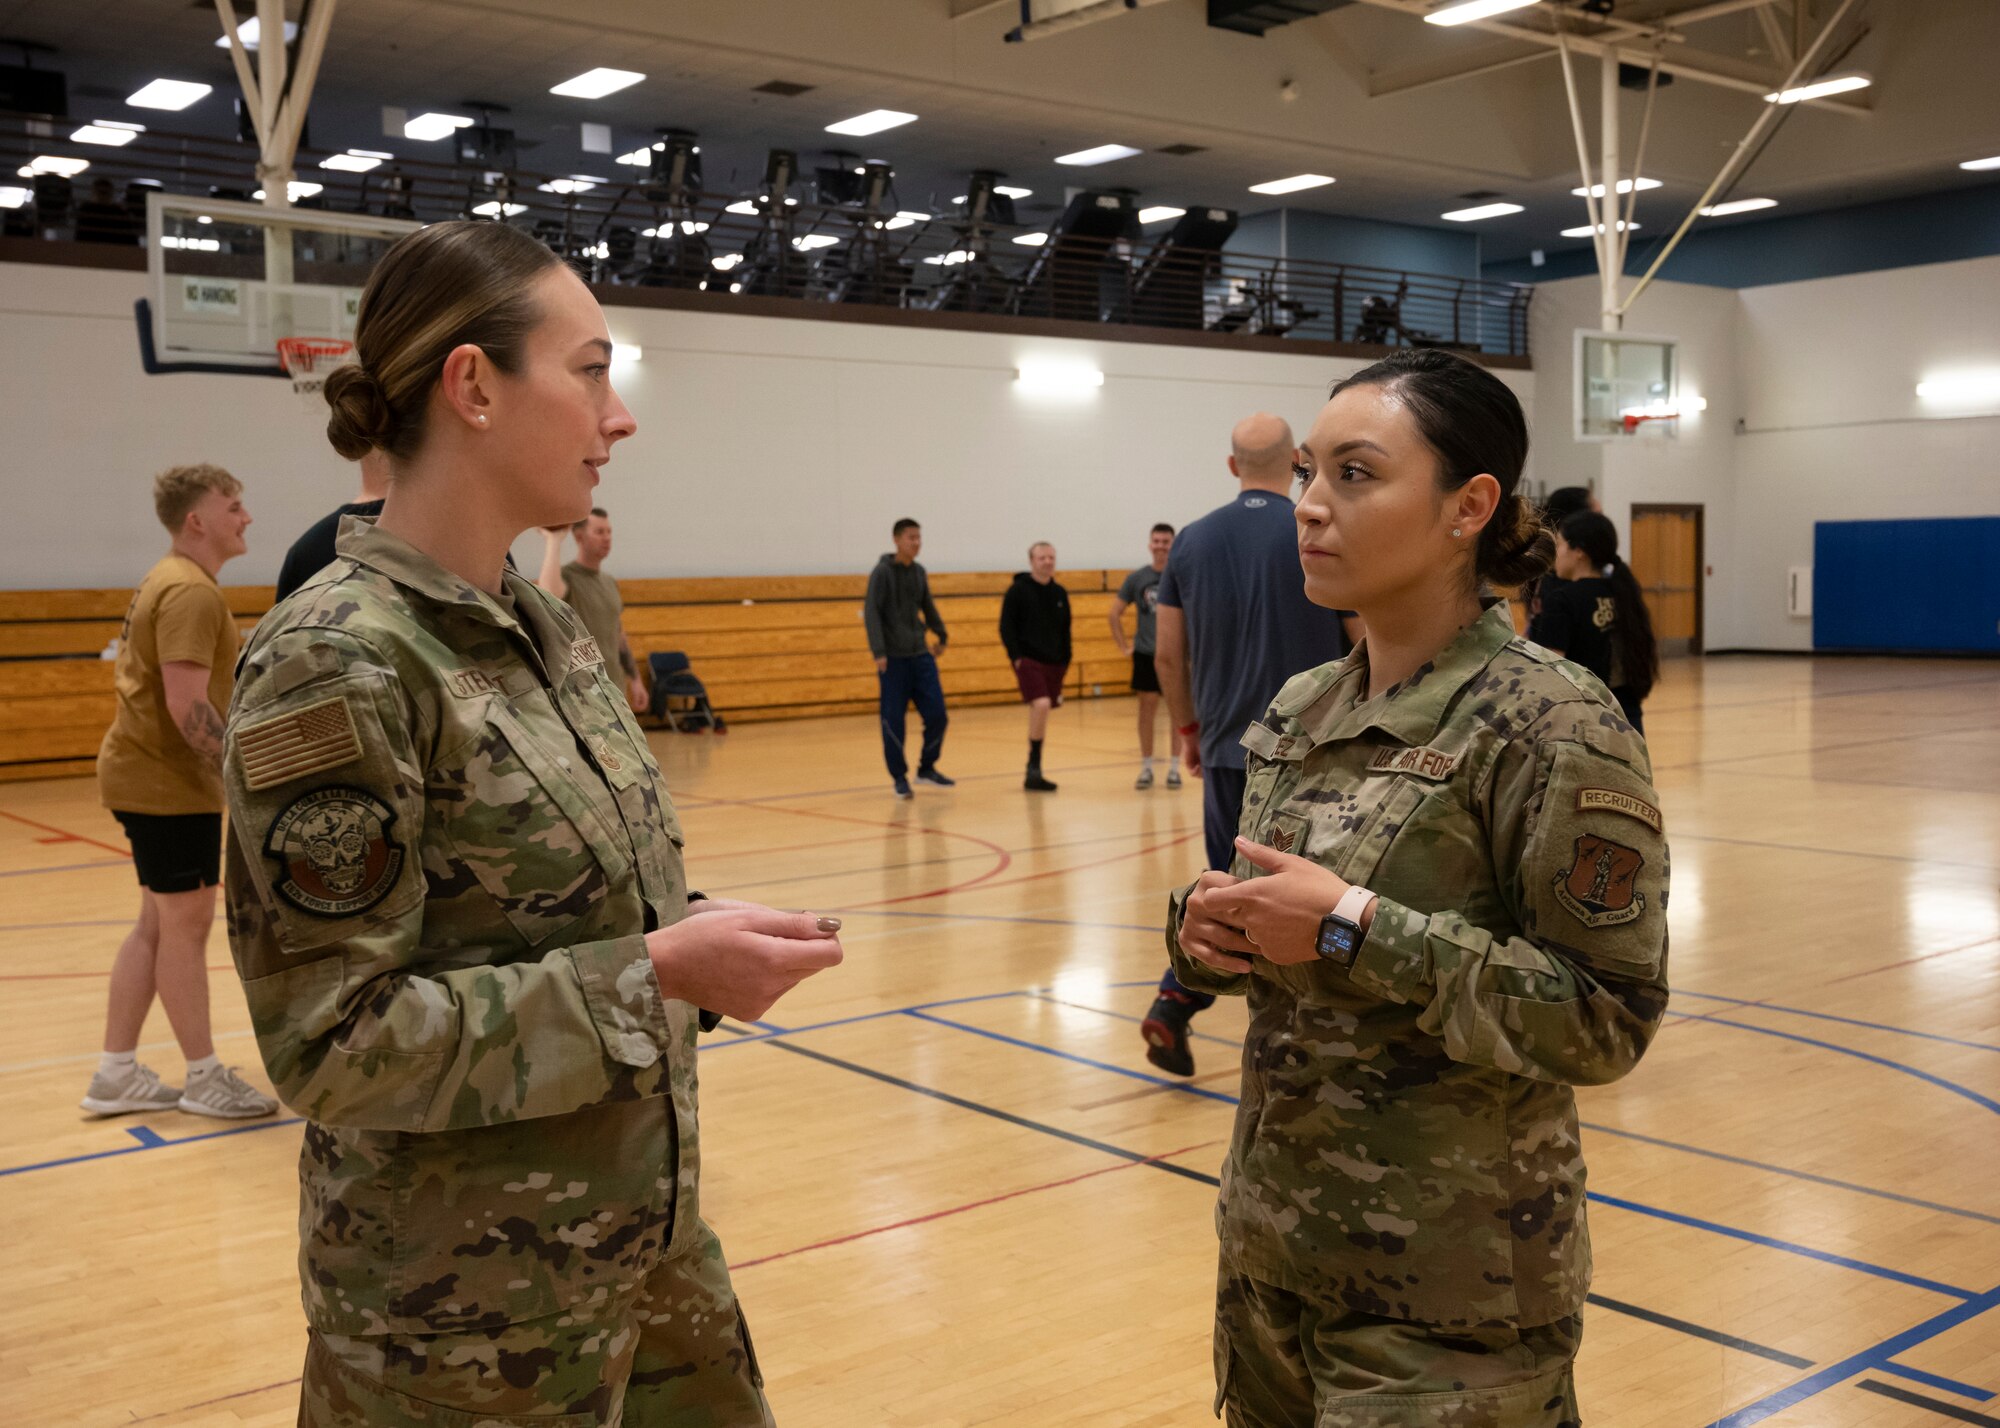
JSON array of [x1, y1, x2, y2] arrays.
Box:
[[864, 553, 949, 659]]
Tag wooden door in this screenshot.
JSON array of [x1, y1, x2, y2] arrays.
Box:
[[1629, 505, 1702, 656]]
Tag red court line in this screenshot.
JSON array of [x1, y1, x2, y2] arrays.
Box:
[[1823, 935, 2000, 987], [127, 1376, 301, 1424], [0, 962, 236, 982], [728, 1138, 1220, 1272], [0, 809, 129, 859], [697, 795, 1016, 905]]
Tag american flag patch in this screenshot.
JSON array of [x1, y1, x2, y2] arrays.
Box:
[[237, 696, 363, 792]]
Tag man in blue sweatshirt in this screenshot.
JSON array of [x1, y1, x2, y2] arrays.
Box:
[[865, 518, 953, 799]]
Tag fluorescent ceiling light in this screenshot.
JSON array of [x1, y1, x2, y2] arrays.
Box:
[[1699, 197, 1777, 216], [1012, 232, 1050, 246], [1915, 370, 2000, 404], [1426, 0, 1539, 25], [884, 210, 931, 230], [1441, 201, 1523, 222], [252, 181, 325, 201], [20, 155, 89, 178], [472, 200, 528, 216], [159, 234, 221, 251], [1571, 177, 1660, 197], [405, 112, 473, 142], [825, 109, 917, 136], [127, 79, 212, 111], [1138, 205, 1186, 224], [616, 148, 652, 166], [320, 150, 391, 173], [724, 199, 757, 215], [71, 121, 145, 147], [1960, 155, 2000, 172], [0, 186, 30, 209], [1016, 362, 1104, 394], [640, 221, 709, 236], [712, 253, 745, 270], [1561, 220, 1640, 236], [792, 233, 839, 250], [550, 68, 645, 99], [922, 250, 976, 266], [1765, 72, 1870, 104], [1249, 173, 1335, 195], [215, 17, 297, 49], [996, 185, 1033, 199], [537, 175, 605, 195], [1056, 144, 1141, 166]]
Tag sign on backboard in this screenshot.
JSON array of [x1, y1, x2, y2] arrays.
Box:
[[141, 192, 418, 374]]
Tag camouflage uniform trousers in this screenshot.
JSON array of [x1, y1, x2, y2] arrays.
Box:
[[1213, 1268, 1582, 1428], [301, 1220, 771, 1427]]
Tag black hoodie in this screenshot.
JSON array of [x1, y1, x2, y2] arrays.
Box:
[[999, 572, 1071, 665]]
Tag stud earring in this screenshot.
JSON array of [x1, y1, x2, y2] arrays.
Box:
[[1452, 526, 1463, 538], [476, 414, 488, 425]]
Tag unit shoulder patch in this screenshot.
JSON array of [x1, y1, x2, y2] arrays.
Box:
[[264, 786, 404, 919], [1553, 833, 1647, 928], [236, 696, 363, 792], [1576, 787, 1662, 832]]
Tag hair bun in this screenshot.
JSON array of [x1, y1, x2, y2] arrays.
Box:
[[323, 362, 392, 460], [1482, 493, 1555, 588]]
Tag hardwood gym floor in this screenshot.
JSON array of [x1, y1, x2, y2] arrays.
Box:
[[1, 655, 1996, 1427]]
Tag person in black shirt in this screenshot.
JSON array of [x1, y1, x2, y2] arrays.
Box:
[[1529, 510, 1658, 733], [274, 451, 390, 601], [998, 541, 1071, 792], [1521, 485, 1597, 627]]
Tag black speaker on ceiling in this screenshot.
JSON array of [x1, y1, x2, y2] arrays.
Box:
[[0, 62, 67, 117]]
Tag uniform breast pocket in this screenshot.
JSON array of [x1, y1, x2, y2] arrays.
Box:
[[442, 702, 633, 947], [1306, 777, 1431, 887]]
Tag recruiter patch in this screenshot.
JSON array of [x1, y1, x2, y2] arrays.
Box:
[[1576, 787, 1662, 832], [1554, 833, 1646, 928], [265, 787, 403, 918]]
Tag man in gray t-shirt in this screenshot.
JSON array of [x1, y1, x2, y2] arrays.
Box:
[[1109, 523, 1180, 790], [1142, 413, 1355, 1079]]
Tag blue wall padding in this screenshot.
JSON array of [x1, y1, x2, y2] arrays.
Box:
[[1814, 517, 2000, 652]]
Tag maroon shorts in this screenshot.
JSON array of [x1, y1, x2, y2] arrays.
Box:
[[1013, 658, 1068, 705]]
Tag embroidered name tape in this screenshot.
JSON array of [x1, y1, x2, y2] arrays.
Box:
[[570, 638, 604, 672], [1576, 787, 1662, 832], [444, 668, 501, 699], [236, 696, 363, 792], [1368, 746, 1459, 781]]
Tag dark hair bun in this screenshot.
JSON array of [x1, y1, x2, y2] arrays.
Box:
[[323, 362, 392, 461], [1481, 495, 1555, 587]]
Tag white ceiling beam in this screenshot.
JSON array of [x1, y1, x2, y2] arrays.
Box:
[[1349, 0, 1868, 113], [1368, 42, 1555, 98]]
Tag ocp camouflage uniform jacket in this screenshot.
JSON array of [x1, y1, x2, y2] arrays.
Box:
[[222, 517, 701, 1338], [1168, 601, 1670, 1330]]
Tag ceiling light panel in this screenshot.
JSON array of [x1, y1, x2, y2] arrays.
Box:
[[1249, 173, 1335, 195], [550, 68, 645, 99], [1056, 144, 1142, 166], [825, 110, 918, 136], [126, 79, 211, 111]]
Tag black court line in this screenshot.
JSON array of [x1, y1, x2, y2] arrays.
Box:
[[764, 1040, 1220, 1185], [1584, 1293, 1811, 1368], [1857, 1379, 2000, 1425], [763, 1040, 1819, 1368]]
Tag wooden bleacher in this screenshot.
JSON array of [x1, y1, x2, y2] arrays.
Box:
[[0, 570, 1144, 783]]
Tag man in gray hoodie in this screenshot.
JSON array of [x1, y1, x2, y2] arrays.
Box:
[[866, 518, 953, 798]]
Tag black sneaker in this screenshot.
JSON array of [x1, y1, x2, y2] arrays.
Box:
[[915, 767, 956, 787], [1024, 771, 1058, 792], [1141, 996, 1196, 1077], [893, 778, 914, 800]]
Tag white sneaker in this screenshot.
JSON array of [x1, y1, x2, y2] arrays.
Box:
[[1166, 766, 1183, 789], [80, 1060, 182, 1116], [1135, 766, 1155, 790], [179, 1064, 279, 1120]]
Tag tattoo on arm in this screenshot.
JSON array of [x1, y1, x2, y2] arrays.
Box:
[[178, 700, 227, 770]]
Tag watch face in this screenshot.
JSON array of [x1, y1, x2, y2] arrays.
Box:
[[1317, 917, 1361, 962]]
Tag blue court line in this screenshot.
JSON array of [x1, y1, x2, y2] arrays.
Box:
[[1028, 990, 2000, 1227], [0, 1115, 302, 1178], [1676, 1013, 2000, 1118], [1674, 990, 2000, 1054], [1875, 1361, 1996, 1403], [0, 859, 128, 878], [1705, 1283, 2000, 1427], [901, 1008, 1240, 1104]]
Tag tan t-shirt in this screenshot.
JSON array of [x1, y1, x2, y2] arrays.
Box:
[[96, 554, 239, 815], [561, 562, 626, 672]]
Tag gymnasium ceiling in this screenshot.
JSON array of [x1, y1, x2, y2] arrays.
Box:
[[3, 0, 1996, 264]]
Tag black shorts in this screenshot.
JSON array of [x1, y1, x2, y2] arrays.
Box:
[[112, 811, 222, 894], [1130, 651, 1160, 694]]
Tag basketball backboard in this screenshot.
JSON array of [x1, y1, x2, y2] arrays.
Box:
[[140, 192, 418, 374], [1575, 331, 1678, 440]]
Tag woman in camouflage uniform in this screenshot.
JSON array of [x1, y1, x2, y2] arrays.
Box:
[[1170, 350, 1669, 1427], [222, 222, 842, 1426]]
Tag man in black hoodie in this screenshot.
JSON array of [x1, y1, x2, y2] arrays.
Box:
[[998, 541, 1071, 792], [865, 518, 953, 799]]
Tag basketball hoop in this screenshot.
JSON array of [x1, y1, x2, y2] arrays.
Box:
[[276, 336, 356, 406], [1621, 411, 1680, 435]]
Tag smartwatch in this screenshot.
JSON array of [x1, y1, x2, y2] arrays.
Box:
[[685, 892, 725, 1032], [1315, 886, 1377, 967]]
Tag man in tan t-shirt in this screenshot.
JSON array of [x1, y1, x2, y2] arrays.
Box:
[[82, 464, 277, 1120], [536, 505, 648, 710]]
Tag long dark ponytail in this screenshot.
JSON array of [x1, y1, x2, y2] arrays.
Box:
[[1561, 511, 1659, 697]]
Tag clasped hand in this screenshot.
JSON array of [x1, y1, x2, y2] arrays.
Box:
[[1178, 837, 1353, 974], [646, 900, 844, 1023]]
